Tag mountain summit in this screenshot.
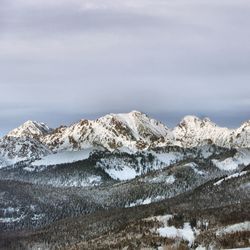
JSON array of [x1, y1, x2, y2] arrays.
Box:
[[7, 120, 52, 139]]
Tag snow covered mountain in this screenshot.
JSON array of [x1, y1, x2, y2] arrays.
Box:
[[0, 121, 52, 167], [233, 120, 250, 148], [173, 116, 233, 148], [0, 136, 51, 168], [173, 116, 250, 148], [7, 120, 52, 139], [0, 111, 249, 168], [41, 110, 173, 152]]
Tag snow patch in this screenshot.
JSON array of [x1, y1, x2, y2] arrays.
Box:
[[0, 214, 25, 223], [214, 171, 248, 186], [105, 166, 138, 181], [126, 196, 165, 207], [157, 223, 195, 246], [147, 174, 175, 184], [31, 213, 45, 221], [146, 214, 197, 246], [155, 152, 183, 165], [224, 248, 250, 250], [216, 221, 250, 236]]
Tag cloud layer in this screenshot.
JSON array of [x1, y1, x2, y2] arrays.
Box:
[[1, 0, 250, 134]]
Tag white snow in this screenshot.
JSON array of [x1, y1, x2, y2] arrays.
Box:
[[157, 223, 195, 245], [2, 112, 250, 170], [0, 214, 25, 223], [126, 195, 165, 207], [23, 165, 37, 172], [146, 214, 196, 246], [195, 246, 206, 250], [214, 171, 248, 186], [53, 176, 102, 187], [155, 152, 183, 165], [216, 221, 250, 236], [116, 112, 141, 140], [199, 145, 214, 158], [148, 174, 175, 184], [116, 111, 170, 141], [0, 207, 25, 223], [225, 248, 250, 250], [212, 149, 250, 171], [0, 217, 22, 223], [41, 111, 171, 153], [32, 148, 92, 166], [31, 213, 45, 221], [105, 166, 138, 181], [7, 120, 51, 138], [173, 115, 233, 148]]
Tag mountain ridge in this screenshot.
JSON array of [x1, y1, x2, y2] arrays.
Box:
[[0, 111, 249, 168]]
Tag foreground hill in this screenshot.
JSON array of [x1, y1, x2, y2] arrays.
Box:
[[1, 166, 249, 249]]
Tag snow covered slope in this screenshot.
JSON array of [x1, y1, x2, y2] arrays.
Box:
[[32, 148, 93, 167]]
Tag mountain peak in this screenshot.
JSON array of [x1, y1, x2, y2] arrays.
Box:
[[129, 110, 143, 115], [173, 115, 233, 148], [202, 117, 212, 123], [240, 120, 250, 128], [179, 115, 216, 128], [180, 115, 201, 124], [106, 110, 144, 118], [23, 120, 40, 126], [7, 120, 52, 139]]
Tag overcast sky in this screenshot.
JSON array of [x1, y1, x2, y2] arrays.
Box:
[[1, 0, 250, 135]]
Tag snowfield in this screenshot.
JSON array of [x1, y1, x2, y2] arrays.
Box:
[[32, 148, 93, 166]]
